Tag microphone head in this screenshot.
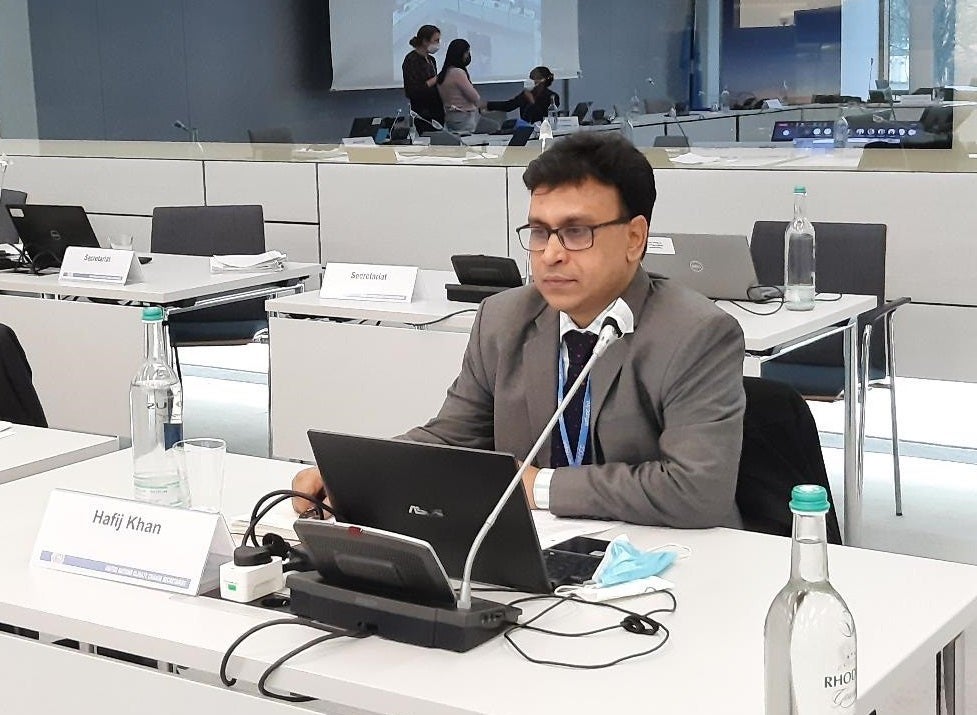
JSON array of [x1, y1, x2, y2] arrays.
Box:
[[600, 297, 636, 338], [174, 120, 187, 130]]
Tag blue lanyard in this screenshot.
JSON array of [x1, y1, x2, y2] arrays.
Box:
[[557, 353, 592, 467]]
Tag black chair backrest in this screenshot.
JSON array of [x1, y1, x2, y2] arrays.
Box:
[[247, 127, 294, 144], [751, 220, 887, 371], [151, 205, 265, 256], [653, 135, 690, 148], [151, 205, 266, 324], [737, 377, 842, 544], [751, 221, 886, 299], [0, 323, 47, 428], [0, 189, 28, 245]]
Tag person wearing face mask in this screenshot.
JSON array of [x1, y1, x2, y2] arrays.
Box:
[[487, 66, 560, 125], [402, 24, 444, 134], [436, 38, 490, 134]]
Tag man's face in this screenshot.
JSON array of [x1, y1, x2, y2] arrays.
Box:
[[528, 177, 648, 325]]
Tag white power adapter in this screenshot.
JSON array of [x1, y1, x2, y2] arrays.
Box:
[[220, 556, 285, 603]]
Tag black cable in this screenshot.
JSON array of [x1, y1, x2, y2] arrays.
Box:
[[727, 295, 785, 316], [241, 489, 335, 548], [219, 617, 364, 701], [502, 590, 677, 669], [815, 292, 843, 302], [256, 632, 349, 702], [406, 308, 478, 328]]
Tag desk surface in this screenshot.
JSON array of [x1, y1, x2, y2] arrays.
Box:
[[0, 254, 320, 304], [2, 449, 976, 714], [0, 425, 118, 484], [267, 269, 876, 353]]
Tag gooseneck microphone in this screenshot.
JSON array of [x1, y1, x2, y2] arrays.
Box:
[[409, 108, 444, 132], [173, 120, 199, 144], [457, 298, 634, 609]]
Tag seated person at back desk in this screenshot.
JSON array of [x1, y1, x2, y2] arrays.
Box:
[[486, 65, 560, 125], [293, 133, 746, 528]]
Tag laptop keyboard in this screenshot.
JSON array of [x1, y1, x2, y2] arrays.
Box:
[[543, 549, 600, 586]]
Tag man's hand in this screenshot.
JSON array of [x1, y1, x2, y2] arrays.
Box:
[[520, 463, 540, 509], [291, 467, 326, 514]]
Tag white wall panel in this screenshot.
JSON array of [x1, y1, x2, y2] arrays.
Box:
[[204, 161, 318, 223], [318, 163, 509, 269], [3, 156, 203, 214]]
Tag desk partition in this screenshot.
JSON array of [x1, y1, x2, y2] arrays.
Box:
[[3, 136, 977, 381]]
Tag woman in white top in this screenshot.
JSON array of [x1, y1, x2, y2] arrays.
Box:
[[436, 39, 486, 133]]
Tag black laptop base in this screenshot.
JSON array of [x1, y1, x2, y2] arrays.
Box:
[[287, 571, 520, 652]]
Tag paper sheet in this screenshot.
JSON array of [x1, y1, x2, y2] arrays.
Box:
[[669, 152, 722, 165], [0, 421, 13, 439]]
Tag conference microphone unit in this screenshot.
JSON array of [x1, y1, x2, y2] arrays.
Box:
[[457, 298, 634, 610]]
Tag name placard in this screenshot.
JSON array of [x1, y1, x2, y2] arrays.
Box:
[[647, 236, 676, 255], [341, 137, 376, 146], [320, 262, 418, 302], [59, 246, 143, 285], [32, 489, 235, 595]]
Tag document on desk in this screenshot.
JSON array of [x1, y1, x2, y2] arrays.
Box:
[[0, 421, 13, 439], [669, 152, 722, 165], [532, 511, 622, 549]]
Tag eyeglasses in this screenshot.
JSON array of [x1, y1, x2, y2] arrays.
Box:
[[515, 217, 632, 252]]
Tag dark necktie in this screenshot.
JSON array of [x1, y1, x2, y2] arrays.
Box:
[[550, 330, 599, 468]]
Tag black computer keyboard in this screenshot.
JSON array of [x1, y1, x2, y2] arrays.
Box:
[[543, 549, 600, 586]]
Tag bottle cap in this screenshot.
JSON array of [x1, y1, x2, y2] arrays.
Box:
[[794, 185, 806, 194], [789, 484, 830, 513], [141, 306, 164, 322]]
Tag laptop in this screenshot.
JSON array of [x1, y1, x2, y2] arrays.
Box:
[[348, 116, 394, 142], [306, 430, 606, 594], [507, 125, 534, 147], [642, 233, 779, 301], [571, 101, 592, 122], [0, 189, 27, 248], [5, 204, 101, 272]]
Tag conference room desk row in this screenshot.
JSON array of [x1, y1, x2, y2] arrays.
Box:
[[0, 424, 118, 484], [0, 254, 319, 438], [266, 269, 875, 546], [1, 448, 974, 715], [4, 135, 977, 386]]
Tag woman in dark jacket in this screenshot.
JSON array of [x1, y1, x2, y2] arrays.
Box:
[[487, 66, 560, 124], [401, 24, 444, 133]]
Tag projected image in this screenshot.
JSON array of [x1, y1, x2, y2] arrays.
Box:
[[393, 0, 542, 82]]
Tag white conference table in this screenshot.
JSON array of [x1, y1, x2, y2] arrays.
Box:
[[0, 424, 118, 484], [0, 253, 320, 438], [266, 270, 874, 545], [1, 450, 974, 714]]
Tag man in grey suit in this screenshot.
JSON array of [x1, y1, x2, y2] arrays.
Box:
[[294, 133, 745, 527]]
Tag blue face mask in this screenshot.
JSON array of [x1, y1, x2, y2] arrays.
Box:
[[592, 535, 677, 587]]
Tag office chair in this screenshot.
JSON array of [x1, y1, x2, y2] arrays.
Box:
[[736, 377, 842, 544], [0, 323, 47, 427], [150, 205, 269, 347], [653, 135, 690, 148], [0, 189, 28, 247], [750, 221, 911, 516], [247, 127, 294, 144]]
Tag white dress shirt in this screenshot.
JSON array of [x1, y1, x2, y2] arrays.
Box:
[[533, 300, 635, 510]]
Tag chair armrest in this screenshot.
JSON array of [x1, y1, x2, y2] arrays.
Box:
[[860, 297, 910, 326]]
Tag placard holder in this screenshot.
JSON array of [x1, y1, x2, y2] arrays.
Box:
[[320, 262, 418, 302], [32, 489, 235, 595], [59, 246, 144, 285]]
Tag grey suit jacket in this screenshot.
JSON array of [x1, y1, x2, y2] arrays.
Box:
[[401, 269, 746, 528]]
